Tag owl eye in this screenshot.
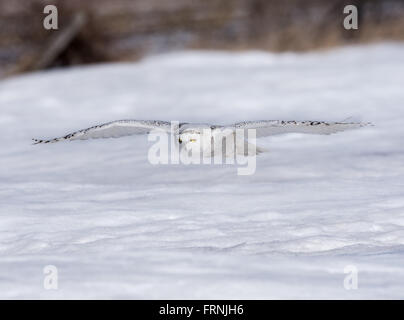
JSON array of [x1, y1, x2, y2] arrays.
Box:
[[190, 139, 197, 142]]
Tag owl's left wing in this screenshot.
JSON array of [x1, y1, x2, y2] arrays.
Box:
[[231, 120, 372, 137]]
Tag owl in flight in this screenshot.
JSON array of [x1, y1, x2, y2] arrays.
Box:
[[33, 119, 371, 156]]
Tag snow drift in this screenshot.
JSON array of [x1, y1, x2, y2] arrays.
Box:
[[0, 43, 404, 299]]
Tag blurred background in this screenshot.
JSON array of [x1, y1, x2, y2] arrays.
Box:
[[1, 0, 404, 78]]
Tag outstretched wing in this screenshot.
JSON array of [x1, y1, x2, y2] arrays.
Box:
[[232, 120, 372, 137], [33, 120, 172, 144]]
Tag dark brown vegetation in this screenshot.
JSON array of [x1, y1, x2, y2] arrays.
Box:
[[0, 0, 403, 77]]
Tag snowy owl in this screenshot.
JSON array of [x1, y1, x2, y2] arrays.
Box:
[[33, 119, 371, 156]]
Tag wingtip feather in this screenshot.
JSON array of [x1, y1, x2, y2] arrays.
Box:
[[32, 138, 43, 145]]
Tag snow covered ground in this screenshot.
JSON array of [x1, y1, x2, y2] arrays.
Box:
[[1, 43, 404, 299]]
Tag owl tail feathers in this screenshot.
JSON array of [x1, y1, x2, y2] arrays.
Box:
[[236, 140, 268, 156]]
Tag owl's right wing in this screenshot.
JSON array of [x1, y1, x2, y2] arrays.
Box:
[[33, 120, 172, 144]]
